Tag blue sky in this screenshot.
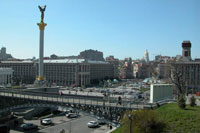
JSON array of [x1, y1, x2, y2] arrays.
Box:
[[0, 0, 199, 60]]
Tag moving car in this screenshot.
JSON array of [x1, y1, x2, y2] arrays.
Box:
[[87, 121, 99, 128], [66, 113, 78, 118], [21, 123, 38, 130], [41, 118, 52, 125]]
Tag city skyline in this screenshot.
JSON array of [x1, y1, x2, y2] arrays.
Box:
[[0, 0, 200, 60]]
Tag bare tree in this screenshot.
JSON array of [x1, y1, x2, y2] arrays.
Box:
[[169, 62, 187, 96]]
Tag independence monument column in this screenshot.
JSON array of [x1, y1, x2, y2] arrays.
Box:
[[37, 5, 47, 82]]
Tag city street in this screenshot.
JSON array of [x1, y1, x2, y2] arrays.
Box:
[[39, 116, 109, 133], [10, 114, 110, 133]]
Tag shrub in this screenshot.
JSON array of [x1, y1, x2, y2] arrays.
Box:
[[190, 96, 196, 107], [178, 95, 186, 109]]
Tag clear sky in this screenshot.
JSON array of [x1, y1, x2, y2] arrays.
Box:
[[0, 0, 199, 60]]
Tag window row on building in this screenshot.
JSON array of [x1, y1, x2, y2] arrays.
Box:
[[0, 59, 115, 86]]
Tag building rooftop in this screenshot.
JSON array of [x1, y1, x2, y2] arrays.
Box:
[[1, 60, 33, 63], [182, 41, 191, 47], [87, 60, 110, 64], [0, 68, 13, 70], [175, 61, 200, 64], [1, 59, 110, 64], [44, 59, 85, 63]]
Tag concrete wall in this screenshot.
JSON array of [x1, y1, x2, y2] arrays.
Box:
[[150, 84, 173, 103]]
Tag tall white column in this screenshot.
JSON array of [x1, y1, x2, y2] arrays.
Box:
[[37, 22, 47, 81], [39, 30, 44, 78]]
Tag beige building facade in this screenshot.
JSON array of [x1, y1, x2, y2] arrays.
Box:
[[174, 61, 200, 92], [0, 68, 13, 86], [0, 59, 114, 86]]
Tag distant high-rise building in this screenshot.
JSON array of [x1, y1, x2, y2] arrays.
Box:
[[182, 40, 191, 60], [1, 47, 6, 55], [144, 50, 149, 63], [0, 47, 12, 61], [79, 49, 104, 61]]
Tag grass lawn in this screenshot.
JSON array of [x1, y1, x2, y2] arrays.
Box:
[[156, 103, 200, 132], [113, 103, 200, 133], [112, 126, 125, 133]]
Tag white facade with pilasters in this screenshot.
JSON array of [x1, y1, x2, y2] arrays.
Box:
[[0, 68, 13, 86]]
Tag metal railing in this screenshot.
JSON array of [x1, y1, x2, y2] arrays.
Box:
[[0, 89, 155, 110]]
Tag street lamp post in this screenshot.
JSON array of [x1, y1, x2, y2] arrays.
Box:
[[128, 114, 133, 133], [69, 120, 71, 133]]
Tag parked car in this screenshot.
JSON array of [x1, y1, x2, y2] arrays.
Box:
[[97, 117, 106, 125], [21, 123, 38, 130], [41, 118, 52, 125], [87, 121, 99, 128], [66, 113, 78, 118]]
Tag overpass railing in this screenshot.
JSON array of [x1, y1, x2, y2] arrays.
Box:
[[0, 89, 155, 110]]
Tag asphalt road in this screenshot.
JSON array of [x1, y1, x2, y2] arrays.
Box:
[[10, 114, 110, 133], [8, 105, 111, 133], [39, 115, 107, 133]]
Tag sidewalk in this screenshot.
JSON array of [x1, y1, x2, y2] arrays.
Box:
[[106, 127, 117, 133], [93, 125, 117, 133]]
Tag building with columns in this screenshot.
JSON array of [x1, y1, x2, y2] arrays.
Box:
[[42, 59, 90, 86], [89, 60, 114, 84], [171, 40, 200, 92], [0, 68, 13, 86], [0, 59, 114, 86], [0, 61, 36, 84], [173, 61, 200, 92]]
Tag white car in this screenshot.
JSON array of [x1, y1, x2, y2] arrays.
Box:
[[66, 113, 78, 118], [41, 118, 52, 125], [87, 121, 99, 128]]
